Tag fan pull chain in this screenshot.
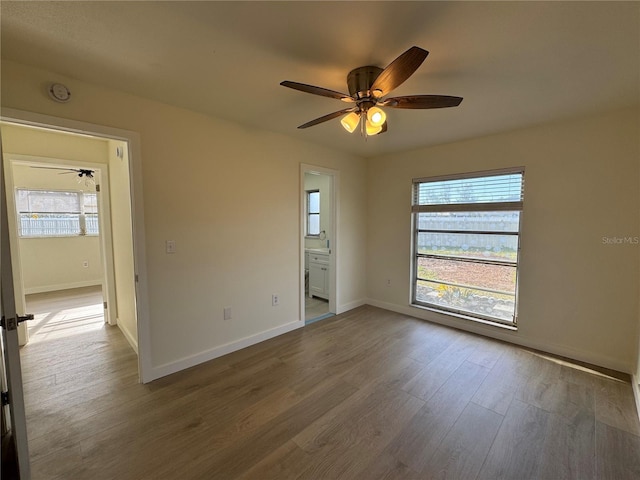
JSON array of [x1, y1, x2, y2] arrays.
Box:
[[360, 112, 368, 140]]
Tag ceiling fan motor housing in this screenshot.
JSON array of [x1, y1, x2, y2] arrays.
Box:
[[347, 66, 383, 98]]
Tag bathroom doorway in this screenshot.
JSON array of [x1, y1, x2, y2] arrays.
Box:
[[300, 165, 337, 324]]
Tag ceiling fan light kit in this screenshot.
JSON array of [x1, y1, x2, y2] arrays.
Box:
[[364, 119, 383, 136], [281, 46, 463, 139], [366, 107, 386, 127], [340, 112, 360, 133]]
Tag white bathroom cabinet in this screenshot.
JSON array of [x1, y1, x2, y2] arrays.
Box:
[[308, 252, 329, 299]]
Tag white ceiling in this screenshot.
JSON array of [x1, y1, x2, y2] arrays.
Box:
[[1, 1, 639, 158]]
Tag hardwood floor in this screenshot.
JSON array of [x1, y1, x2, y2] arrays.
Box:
[[20, 296, 640, 479]]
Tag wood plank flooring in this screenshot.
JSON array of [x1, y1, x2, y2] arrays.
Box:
[[20, 292, 640, 479]]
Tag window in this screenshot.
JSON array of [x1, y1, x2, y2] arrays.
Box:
[[306, 190, 320, 236], [16, 189, 99, 237], [411, 169, 524, 326]]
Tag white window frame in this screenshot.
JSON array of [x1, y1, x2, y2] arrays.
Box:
[[411, 167, 524, 327], [306, 189, 321, 237], [16, 188, 99, 238]]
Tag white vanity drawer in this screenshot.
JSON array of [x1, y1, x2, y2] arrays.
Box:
[[308, 253, 329, 265]]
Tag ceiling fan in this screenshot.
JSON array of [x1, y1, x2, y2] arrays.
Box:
[[30, 166, 96, 185], [281, 46, 463, 137]]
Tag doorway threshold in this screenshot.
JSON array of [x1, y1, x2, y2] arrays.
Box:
[[305, 312, 335, 325]]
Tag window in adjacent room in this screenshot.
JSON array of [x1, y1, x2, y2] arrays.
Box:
[[411, 168, 524, 326], [16, 189, 99, 237], [306, 189, 320, 236]]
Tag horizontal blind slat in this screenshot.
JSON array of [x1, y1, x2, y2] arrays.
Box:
[[412, 201, 523, 213]]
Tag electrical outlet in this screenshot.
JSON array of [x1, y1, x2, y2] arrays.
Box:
[[166, 240, 176, 254], [387, 279, 392, 286], [272, 294, 279, 306], [223, 306, 232, 320], [83, 260, 89, 268]]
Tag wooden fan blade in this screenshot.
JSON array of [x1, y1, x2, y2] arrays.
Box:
[[281, 81, 354, 102], [381, 95, 463, 109], [30, 166, 76, 172], [370, 46, 429, 97], [298, 108, 356, 129]]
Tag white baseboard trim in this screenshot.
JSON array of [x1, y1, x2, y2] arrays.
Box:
[[336, 298, 366, 315], [117, 319, 138, 355], [632, 374, 640, 423], [149, 319, 305, 381], [365, 298, 631, 374], [24, 280, 102, 295]]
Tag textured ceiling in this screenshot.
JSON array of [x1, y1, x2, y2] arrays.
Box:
[[1, 1, 639, 158]]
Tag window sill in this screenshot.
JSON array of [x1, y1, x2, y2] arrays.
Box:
[[410, 302, 518, 331]]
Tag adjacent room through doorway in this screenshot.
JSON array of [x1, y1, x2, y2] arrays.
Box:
[[0, 121, 139, 356], [25, 286, 104, 345], [0, 120, 141, 425], [301, 166, 337, 324]]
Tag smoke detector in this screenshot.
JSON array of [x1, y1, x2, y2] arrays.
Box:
[[48, 83, 71, 103]]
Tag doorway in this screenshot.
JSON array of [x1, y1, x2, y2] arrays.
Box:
[[300, 164, 337, 324], [0, 121, 141, 385], [0, 109, 150, 384], [3, 154, 115, 345], [0, 123, 139, 350], [0, 109, 150, 476], [9, 157, 112, 359]]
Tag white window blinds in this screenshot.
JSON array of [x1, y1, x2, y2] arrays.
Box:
[[413, 169, 524, 212]]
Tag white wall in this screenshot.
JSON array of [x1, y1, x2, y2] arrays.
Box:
[[107, 140, 138, 347], [2, 123, 110, 163], [5, 136, 106, 294], [0, 60, 368, 378], [304, 172, 331, 250], [366, 107, 640, 373], [18, 237, 101, 294]]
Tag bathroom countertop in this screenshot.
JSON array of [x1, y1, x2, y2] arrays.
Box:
[[305, 248, 330, 254]]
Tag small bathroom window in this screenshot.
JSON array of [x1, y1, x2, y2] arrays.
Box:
[[306, 190, 320, 237]]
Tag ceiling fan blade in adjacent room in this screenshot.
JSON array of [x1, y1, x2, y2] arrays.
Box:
[[30, 166, 76, 172], [370, 46, 429, 97], [298, 108, 356, 129], [280, 81, 354, 102], [381, 95, 463, 109]]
